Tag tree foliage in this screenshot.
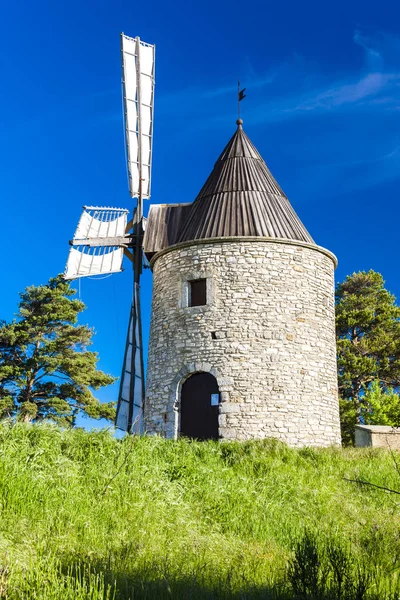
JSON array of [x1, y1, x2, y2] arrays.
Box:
[[0, 275, 116, 426], [361, 380, 400, 426], [336, 270, 400, 442]]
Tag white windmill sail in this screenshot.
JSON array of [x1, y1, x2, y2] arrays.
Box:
[[74, 207, 128, 239], [64, 207, 129, 280], [121, 34, 155, 200], [65, 247, 124, 280], [115, 34, 155, 433]]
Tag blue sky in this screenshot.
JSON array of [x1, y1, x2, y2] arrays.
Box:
[[1, 0, 399, 426]]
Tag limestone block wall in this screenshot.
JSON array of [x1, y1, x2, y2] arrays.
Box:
[[145, 238, 341, 447]]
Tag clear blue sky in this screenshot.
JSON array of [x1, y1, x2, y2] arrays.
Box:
[[1, 0, 399, 425]]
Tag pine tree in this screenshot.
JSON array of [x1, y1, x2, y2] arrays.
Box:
[[361, 380, 400, 426], [0, 275, 116, 426], [336, 270, 400, 442]]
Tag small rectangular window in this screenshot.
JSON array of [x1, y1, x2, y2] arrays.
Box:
[[189, 279, 207, 307]]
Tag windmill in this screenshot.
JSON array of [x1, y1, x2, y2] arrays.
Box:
[[64, 34, 155, 434]]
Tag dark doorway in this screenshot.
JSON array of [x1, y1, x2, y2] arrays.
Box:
[[180, 372, 219, 440]]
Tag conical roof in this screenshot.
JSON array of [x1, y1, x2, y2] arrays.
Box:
[[176, 120, 314, 244]]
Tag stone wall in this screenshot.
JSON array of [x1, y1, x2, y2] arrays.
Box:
[[145, 237, 341, 447], [355, 425, 400, 449]]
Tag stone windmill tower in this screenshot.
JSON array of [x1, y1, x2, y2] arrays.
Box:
[[143, 119, 341, 447]]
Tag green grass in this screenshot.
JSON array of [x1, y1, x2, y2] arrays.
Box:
[[0, 423, 400, 598]]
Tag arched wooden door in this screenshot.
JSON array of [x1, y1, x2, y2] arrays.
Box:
[[180, 372, 219, 440]]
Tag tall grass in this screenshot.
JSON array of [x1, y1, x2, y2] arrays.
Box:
[[0, 422, 399, 598]]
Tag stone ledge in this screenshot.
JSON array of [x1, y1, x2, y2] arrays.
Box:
[[150, 236, 338, 270], [355, 424, 400, 434]]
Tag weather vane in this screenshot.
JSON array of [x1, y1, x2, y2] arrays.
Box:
[[238, 80, 246, 119]]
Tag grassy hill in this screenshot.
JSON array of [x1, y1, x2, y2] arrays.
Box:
[[0, 423, 399, 599]]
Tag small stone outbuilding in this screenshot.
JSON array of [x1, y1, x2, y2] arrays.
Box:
[[143, 120, 341, 447], [355, 425, 400, 449]]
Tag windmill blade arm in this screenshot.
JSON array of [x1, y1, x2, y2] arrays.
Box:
[[71, 235, 134, 247]]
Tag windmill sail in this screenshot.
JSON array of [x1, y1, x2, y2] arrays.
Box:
[[121, 34, 155, 199], [115, 34, 155, 433], [74, 207, 128, 239], [65, 247, 124, 280], [65, 207, 129, 279]]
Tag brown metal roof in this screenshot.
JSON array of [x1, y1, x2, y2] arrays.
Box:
[[176, 120, 314, 244], [144, 121, 315, 257], [143, 203, 191, 258]]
